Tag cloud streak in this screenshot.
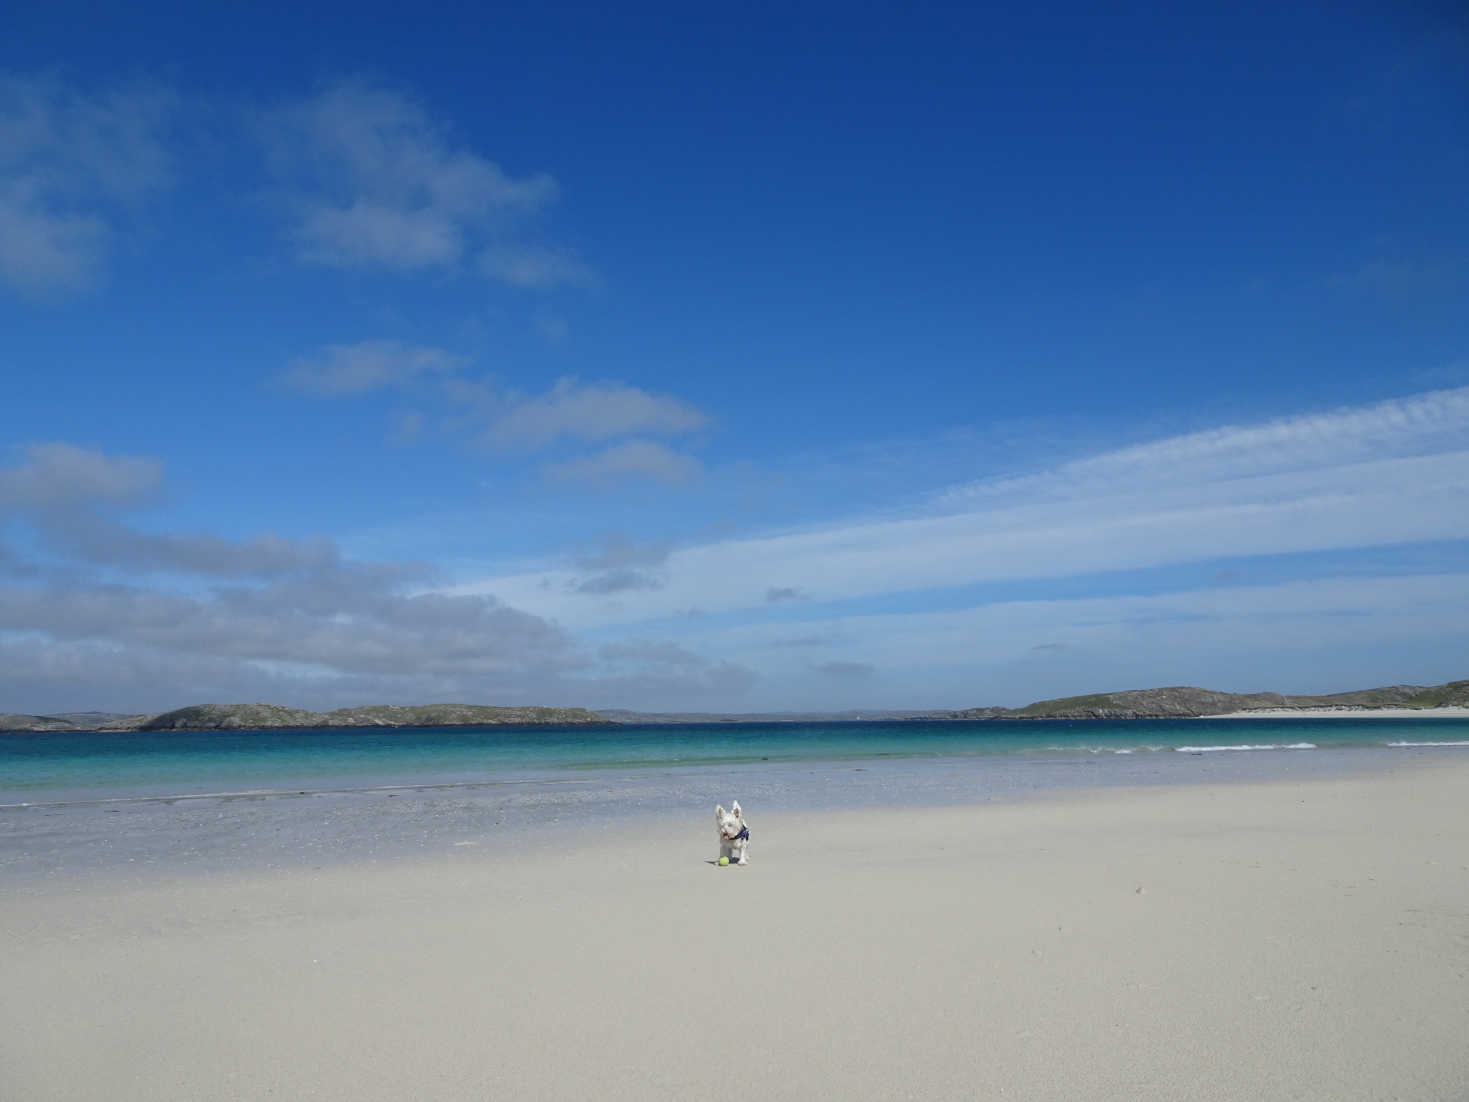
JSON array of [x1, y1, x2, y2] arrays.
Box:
[[485, 378, 707, 451], [283, 340, 465, 395], [544, 440, 702, 486], [453, 385, 1469, 630], [284, 362, 710, 483], [0, 443, 162, 507]]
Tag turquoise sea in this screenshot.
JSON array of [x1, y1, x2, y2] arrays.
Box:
[[4, 716, 1468, 805], [4, 717, 1467, 883]]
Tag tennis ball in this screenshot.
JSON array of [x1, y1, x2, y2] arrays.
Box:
[[718, 857, 730, 866]]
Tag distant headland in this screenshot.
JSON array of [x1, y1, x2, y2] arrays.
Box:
[[2, 678, 1467, 733], [0, 702, 608, 734]]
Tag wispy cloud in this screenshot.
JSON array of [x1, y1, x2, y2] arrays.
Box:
[[544, 440, 702, 486], [940, 385, 1469, 508], [453, 385, 1469, 630], [574, 534, 672, 572], [287, 363, 709, 482], [283, 340, 465, 395], [486, 378, 707, 450], [568, 536, 672, 594], [31, 512, 352, 578], [262, 82, 560, 274], [572, 567, 664, 595], [765, 586, 804, 603], [0, 72, 175, 295], [481, 246, 598, 289]]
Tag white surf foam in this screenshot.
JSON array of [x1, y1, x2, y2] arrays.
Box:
[[1386, 740, 1469, 748], [1175, 743, 1318, 753]]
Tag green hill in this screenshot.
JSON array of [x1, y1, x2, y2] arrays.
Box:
[[935, 679, 1469, 720]]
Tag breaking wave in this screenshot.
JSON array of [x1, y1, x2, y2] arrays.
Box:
[[1174, 743, 1318, 753]]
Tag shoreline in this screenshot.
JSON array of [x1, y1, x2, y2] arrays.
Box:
[[5, 743, 1453, 887], [4, 758, 1467, 1100]]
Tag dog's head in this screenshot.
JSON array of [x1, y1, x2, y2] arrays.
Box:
[[715, 801, 744, 840]]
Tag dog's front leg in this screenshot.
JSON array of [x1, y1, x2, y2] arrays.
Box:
[[735, 842, 749, 866]]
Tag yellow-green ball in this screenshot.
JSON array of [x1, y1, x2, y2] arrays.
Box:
[[718, 857, 730, 866]]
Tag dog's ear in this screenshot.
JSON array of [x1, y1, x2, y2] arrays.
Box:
[[732, 801, 741, 818], [715, 804, 725, 818]]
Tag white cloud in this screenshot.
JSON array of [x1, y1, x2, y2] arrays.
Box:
[[264, 82, 558, 272], [0, 73, 174, 294], [450, 385, 1469, 630], [32, 512, 346, 577], [0, 443, 162, 507], [286, 361, 710, 475], [0, 436, 587, 710], [284, 340, 464, 395], [942, 385, 1469, 509]]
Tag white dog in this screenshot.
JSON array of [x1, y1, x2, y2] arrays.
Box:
[[715, 801, 750, 866]]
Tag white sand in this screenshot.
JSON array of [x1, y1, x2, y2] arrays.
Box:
[[1202, 706, 1469, 719], [4, 762, 1468, 1101]]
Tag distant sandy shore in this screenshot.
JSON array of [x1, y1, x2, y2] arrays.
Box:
[[1202, 706, 1469, 719], [4, 761, 1467, 1101]]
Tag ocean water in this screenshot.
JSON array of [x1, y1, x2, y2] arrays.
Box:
[[3, 718, 1466, 882], [3, 717, 1468, 806]]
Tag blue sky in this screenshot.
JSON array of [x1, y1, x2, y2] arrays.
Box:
[[2, 2, 1467, 713]]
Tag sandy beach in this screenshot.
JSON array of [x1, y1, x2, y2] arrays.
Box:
[[3, 759, 1467, 1101]]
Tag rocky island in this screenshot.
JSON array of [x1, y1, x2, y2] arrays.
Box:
[[926, 679, 1469, 720], [0, 702, 609, 733], [2, 678, 1467, 733]]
